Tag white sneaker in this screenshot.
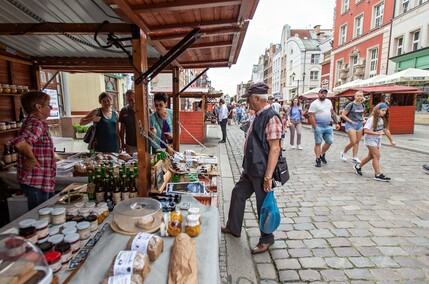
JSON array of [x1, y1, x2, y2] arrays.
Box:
[[340, 152, 347, 161], [351, 157, 361, 163], [291, 145, 295, 149], [297, 145, 302, 150]]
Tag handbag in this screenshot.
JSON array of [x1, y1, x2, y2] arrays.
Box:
[[239, 121, 250, 132], [83, 108, 101, 150], [259, 191, 281, 234]]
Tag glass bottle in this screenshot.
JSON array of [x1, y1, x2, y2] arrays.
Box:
[[112, 174, 122, 205], [10, 145, 18, 163], [104, 174, 114, 211], [121, 174, 130, 200], [95, 174, 104, 203], [87, 170, 96, 201], [2, 144, 12, 164], [133, 162, 138, 176], [129, 174, 139, 198]]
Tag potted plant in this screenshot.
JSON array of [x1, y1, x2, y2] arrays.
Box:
[[73, 124, 89, 139]]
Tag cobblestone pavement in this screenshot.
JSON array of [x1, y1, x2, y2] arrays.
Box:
[[221, 124, 429, 283]]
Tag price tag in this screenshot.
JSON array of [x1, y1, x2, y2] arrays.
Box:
[[108, 275, 132, 284], [113, 251, 137, 276], [131, 233, 153, 254]]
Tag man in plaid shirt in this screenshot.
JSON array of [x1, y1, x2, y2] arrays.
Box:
[[11, 91, 56, 210]]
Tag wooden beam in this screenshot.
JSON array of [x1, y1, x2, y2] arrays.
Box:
[[149, 26, 240, 41], [165, 41, 232, 50], [109, 0, 151, 34], [34, 57, 159, 66], [0, 54, 32, 65], [0, 23, 132, 35], [181, 62, 230, 68], [133, 0, 241, 13], [149, 19, 237, 32], [180, 60, 229, 65], [172, 67, 180, 151]]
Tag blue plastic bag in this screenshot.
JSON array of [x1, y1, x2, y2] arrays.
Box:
[[259, 192, 281, 234]]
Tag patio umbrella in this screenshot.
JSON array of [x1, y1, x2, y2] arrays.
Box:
[[373, 68, 429, 85], [333, 79, 363, 93], [302, 87, 334, 96], [355, 74, 388, 87]]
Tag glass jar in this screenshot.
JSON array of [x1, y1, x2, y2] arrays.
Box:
[[185, 214, 201, 237], [0, 85, 2, 93], [5, 122, 10, 130], [48, 226, 60, 236], [19, 218, 36, 229], [78, 207, 90, 217], [2, 84, 10, 93], [62, 221, 77, 230], [76, 221, 91, 240], [74, 202, 85, 209], [9, 85, 17, 94], [85, 215, 98, 232], [8, 121, 16, 129], [0, 122, 5, 131], [45, 251, 62, 273], [16, 121, 22, 128], [55, 241, 72, 264], [167, 220, 182, 237], [51, 207, 66, 225], [188, 207, 201, 223], [101, 205, 109, 218], [19, 226, 38, 244], [5, 238, 26, 257], [23, 85, 29, 92], [170, 211, 183, 222], [34, 219, 49, 239], [97, 208, 104, 224], [48, 234, 64, 245], [62, 226, 77, 235], [37, 235, 49, 244], [38, 207, 53, 223], [67, 207, 78, 216], [38, 241, 53, 254], [16, 85, 23, 93], [85, 202, 96, 209], [71, 215, 85, 223], [64, 233, 80, 253]]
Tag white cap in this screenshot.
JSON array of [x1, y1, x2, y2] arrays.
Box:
[[48, 234, 64, 245], [49, 226, 61, 236], [64, 233, 80, 243], [38, 207, 53, 215], [33, 219, 49, 229], [62, 226, 77, 235], [76, 221, 90, 230], [51, 207, 66, 216], [62, 221, 77, 229], [19, 219, 36, 229]]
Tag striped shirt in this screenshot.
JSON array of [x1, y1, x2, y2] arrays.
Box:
[[11, 114, 56, 192]]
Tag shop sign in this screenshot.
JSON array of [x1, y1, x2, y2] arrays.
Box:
[[43, 88, 60, 120]]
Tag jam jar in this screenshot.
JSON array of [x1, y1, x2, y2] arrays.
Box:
[[45, 251, 62, 273], [167, 220, 182, 237], [64, 233, 80, 253], [76, 221, 91, 240], [19, 226, 38, 244], [85, 215, 98, 232], [185, 214, 201, 237], [38, 207, 53, 223], [55, 241, 72, 264], [51, 208, 66, 225], [34, 219, 49, 239]]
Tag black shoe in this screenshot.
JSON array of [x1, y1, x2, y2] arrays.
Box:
[[320, 154, 327, 164], [374, 173, 391, 182], [218, 140, 226, 143], [315, 158, 321, 167], [354, 165, 363, 176], [423, 164, 429, 174]]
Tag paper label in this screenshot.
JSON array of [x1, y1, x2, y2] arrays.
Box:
[[113, 251, 137, 276], [108, 275, 132, 284], [131, 233, 153, 254]]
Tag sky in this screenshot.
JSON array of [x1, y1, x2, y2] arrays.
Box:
[[208, 0, 335, 96]]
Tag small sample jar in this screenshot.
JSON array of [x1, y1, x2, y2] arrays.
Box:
[[8, 121, 16, 129], [71, 215, 85, 223], [67, 207, 78, 216], [38, 241, 53, 254], [97, 202, 107, 208], [51, 208, 66, 225], [23, 86, 29, 92], [16, 85, 23, 93], [19, 219, 36, 229], [170, 211, 183, 222], [0, 122, 6, 131], [167, 220, 182, 237], [38, 207, 53, 223], [101, 205, 109, 218], [78, 207, 90, 217], [96, 208, 104, 224], [0, 85, 2, 93], [45, 251, 62, 274], [77, 221, 91, 240], [64, 233, 80, 253], [185, 214, 201, 237], [85, 215, 98, 232], [85, 202, 96, 209], [62, 226, 77, 235], [34, 219, 49, 239], [19, 226, 38, 244], [48, 234, 64, 246], [188, 207, 201, 223], [62, 221, 77, 230], [16, 121, 22, 128], [55, 241, 72, 264], [37, 235, 49, 244], [5, 122, 10, 130], [48, 226, 60, 236]]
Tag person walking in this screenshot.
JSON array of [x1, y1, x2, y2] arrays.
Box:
[[287, 98, 303, 150], [354, 103, 396, 181], [10, 91, 56, 210], [308, 88, 340, 167], [221, 82, 282, 254], [236, 103, 243, 124], [149, 92, 174, 151], [118, 90, 137, 154], [272, 98, 282, 113], [218, 99, 228, 143], [340, 91, 365, 163]]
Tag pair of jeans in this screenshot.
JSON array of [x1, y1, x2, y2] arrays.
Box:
[[21, 183, 54, 211], [220, 118, 227, 141]]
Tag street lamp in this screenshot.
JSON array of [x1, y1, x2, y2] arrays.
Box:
[[302, 72, 306, 94], [291, 72, 299, 97]]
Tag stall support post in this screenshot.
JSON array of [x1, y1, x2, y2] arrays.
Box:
[[132, 26, 150, 197], [173, 66, 180, 151], [202, 95, 206, 141]]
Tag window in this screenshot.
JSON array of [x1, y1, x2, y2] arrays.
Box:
[[354, 14, 363, 37], [342, 0, 349, 13], [336, 59, 344, 79], [412, 30, 420, 51], [369, 48, 378, 77], [350, 55, 358, 72], [340, 25, 347, 45], [403, 0, 409, 12], [374, 3, 384, 28], [310, 71, 319, 80], [356, 0, 363, 4], [396, 37, 403, 55], [311, 54, 320, 64]]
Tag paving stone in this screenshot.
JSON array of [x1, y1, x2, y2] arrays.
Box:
[[256, 263, 278, 280], [253, 251, 272, 263], [293, 223, 316, 231], [299, 257, 326, 269], [396, 268, 426, 280], [286, 240, 305, 248], [349, 257, 375, 268], [334, 247, 361, 257], [303, 239, 329, 248], [279, 270, 300, 282], [406, 237, 429, 246], [244, 219, 259, 227], [270, 240, 287, 249], [298, 270, 321, 281], [274, 258, 301, 270], [328, 238, 352, 247], [287, 231, 312, 239], [369, 228, 395, 236], [312, 248, 335, 257], [349, 237, 376, 247], [246, 227, 261, 237], [314, 222, 334, 229], [394, 256, 426, 268], [331, 228, 351, 237], [270, 249, 290, 260], [320, 270, 348, 281], [356, 247, 383, 257], [333, 221, 355, 228], [348, 229, 372, 237], [325, 257, 354, 269], [288, 248, 312, 258], [369, 256, 400, 268], [372, 237, 401, 246], [344, 269, 373, 280], [310, 229, 334, 238], [259, 280, 279, 284], [370, 268, 401, 280], [293, 217, 312, 223], [274, 230, 288, 240], [377, 246, 409, 256]]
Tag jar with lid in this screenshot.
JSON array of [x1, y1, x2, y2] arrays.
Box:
[[74, 202, 85, 209], [170, 210, 183, 222], [48, 226, 60, 236], [0, 122, 5, 131], [48, 234, 64, 245], [67, 207, 78, 216], [96, 207, 105, 224], [19, 226, 38, 244], [38, 241, 54, 254], [51, 208, 66, 225], [2, 84, 10, 93], [78, 207, 90, 217], [16, 121, 22, 128], [62, 226, 77, 235], [85, 202, 96, 209], [188, 207, 201, 222], [101, 205, 109, 218], [185, 214, 201, 237], [37, 235, 49, 244], [71, 215, 85, 223], [5, 238, 26, 257], [8, 121, 16, 129], [167, 220, 182, 237], [5, 122, 10, 130], [64, 233, 80, 253], [76, 221, 91, 240], [22, 85, 29, 92], [55, 241, 72, 264], [38, 207, 53, 223], [9, 85, 17, 94], [0, 85, 2, 93], [19, 218, 36, 229], [45, 251, 62, 273], [85, 215, 98, 232], [34, 219, 49, 239]]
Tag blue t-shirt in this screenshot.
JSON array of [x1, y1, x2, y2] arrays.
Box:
[[236, 106, 243, 114], [288, 106, 302, 121]]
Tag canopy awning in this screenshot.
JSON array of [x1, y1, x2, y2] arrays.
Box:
[[336, 85, 423, 97], [151, 87, 222, 98]]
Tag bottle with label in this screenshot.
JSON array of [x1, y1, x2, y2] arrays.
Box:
[[95, 174, 104, 203], [87, 170, 96, 201], [2, 144, 12, 164], [133, 162, 138, 176], [129, 173, 139, 198], [104, 174, 114, 211], [10, 145, 18, 163], [121, 174, 130, 200], [109, 161, 114, 176], [112, 174, 122, 205]]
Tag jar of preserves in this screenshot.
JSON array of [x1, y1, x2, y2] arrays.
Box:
[[185, 214, 201, 237], [76, 221, 91, 240], [0, 122, 6, 131], [22, 85, 29, 92], [188, 207, 201, 223], [78, 207, 90, 217], [64, 233, 80, 253], [48, 234, 64, 245], [170, 211, 182, 222], [97, 207, 105, 224], [34, 219, 49, 239], [51, 207, 66, 225], [85, 202, 96, 209], [16, 121, 22, 128], [85, 215, 98, 232], [62, 226, 77, 235], [38, 241, 54, 254], [19, 218, 36, 229], [167, 220, 182, 237], [19, 226, 38, 244], [48, 226, 60, 236], [55, 241, 72, 264], [37, 235, 49, 244], [45, 251, 62, 273], [8, 121, 16, 129], [67, 207, 78, 216], [71, 215, 85, 223], [0, 85, 2, 93], [38, 207, 53, 223], [62, 221, 77, 230], [74, 202, 85, 209]]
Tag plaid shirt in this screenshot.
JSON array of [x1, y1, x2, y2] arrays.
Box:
[[11, 114, 56, 192], [244, 104, 283, 152]]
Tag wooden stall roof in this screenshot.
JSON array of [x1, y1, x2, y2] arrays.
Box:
[[152, 86, 223, 98], [336, 86, 423, 97], [0, 0, 260, 72]]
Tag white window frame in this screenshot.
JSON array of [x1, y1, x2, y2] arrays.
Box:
[[373, 2, 384, 28], [342, 0, 350, 13], [350, 55, 358, 72], [368, 48, 378, 77], [356, 0, 363, 4], [340, 24, 347, 45], [310, 71, 319, 80], [336, 59, 344, 80], [354, 14, 364, 38], [396, 36, 403, 55], [311, 54, 320, 64], [403, 0, 409, 12], [412, 30, 420, 51]]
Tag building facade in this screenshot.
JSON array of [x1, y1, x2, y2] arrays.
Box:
[[272, 45, 282, 97]]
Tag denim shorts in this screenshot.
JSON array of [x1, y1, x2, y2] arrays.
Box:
[[364, 136, 381, 147], [314, 125, 333, 145], [345, 121, 363, 132]]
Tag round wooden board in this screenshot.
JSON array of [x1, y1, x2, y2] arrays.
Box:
[[110, 220, 161, 236]]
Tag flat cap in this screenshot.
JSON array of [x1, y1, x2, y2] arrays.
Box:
[[242, 82, 269, 98]]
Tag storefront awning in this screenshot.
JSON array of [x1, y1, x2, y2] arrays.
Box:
[[335, 85, 423, 97]]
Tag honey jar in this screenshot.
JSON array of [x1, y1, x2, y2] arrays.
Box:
[[185, 214, 200, 237], [167, 220, 181, 237]]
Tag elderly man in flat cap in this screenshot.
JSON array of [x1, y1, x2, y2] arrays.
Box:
[[221, 82, 282, 254]]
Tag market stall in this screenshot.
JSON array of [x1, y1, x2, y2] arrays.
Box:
[[335, 85, 423, 134]]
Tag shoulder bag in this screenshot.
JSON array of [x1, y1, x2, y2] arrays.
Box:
[[83, 108, 101, 150]]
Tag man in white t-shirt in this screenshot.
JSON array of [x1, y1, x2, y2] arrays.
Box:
[[272, 99, 282, 113], [218, 99, 228, 143], [308, 88, 340, 167]]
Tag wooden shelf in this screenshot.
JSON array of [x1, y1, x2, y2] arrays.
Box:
[[1, 161, 17, 170], [0, 92, 22, 97], [0, 128, 20, 134]]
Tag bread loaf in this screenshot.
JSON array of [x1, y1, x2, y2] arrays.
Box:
[[108, 251, 150, 281], [168, 233, 197, 284], [126, 233, 163, 261], [100, 274, 144, 284]]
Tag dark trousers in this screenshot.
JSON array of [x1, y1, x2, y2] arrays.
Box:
[[220, 118, 227, 141], [226, 172, 274, 244], [21, 184, 54, 211]]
